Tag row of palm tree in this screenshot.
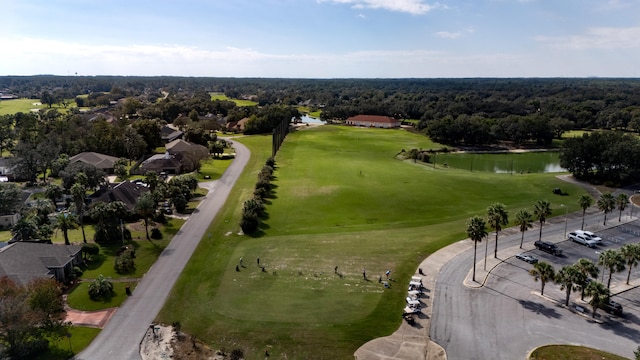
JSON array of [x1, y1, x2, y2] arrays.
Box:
[[529, 243, 640, 317], [467, 192, 638, 283], [467, 200, 552, 282]]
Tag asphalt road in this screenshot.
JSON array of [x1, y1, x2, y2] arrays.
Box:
[[75, 140, 250, 360], [430, 210, 640, 360]]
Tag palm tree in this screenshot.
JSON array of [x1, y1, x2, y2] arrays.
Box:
[[584, 281, 610, 318], [529, 261, 555, 296], [55, 212, 78, 246], [616, 193, 629, 222], [597, 193, 616, 226], [71, 182, 87, 243], [466, 216, 488, 283], [598, 249, 626, 289], [135, 192, 156, 242], [487, 203, 508, 258], [578, 194, 594, 230], [515, 209, 533, 249], [620, 243, 640, 285], [574, 258, 599, 300], [88, 274, 114, 300], [555, 264, 585, 306], [533, 199, 552, 241]]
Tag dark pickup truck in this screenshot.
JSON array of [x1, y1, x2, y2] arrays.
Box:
[[534, 240, 563, 256]]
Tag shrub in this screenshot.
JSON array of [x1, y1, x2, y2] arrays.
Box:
[[265, 157, 276, 168], [240, 211, 260, 234], [150, 228, 162, 240], [114, 253, 136, 274], [72, 266, 84, 279], [82, 243, 100, 260]]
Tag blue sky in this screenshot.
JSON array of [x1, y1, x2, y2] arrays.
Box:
[[1, 0, 639, 78]]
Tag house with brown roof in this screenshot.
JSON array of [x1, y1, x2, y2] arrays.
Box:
[[0, 242, 83, 286], [165, 139, 209, 172], [88, 180, 150, 212], [226, 117, 250, 132], [69, 152, 120, 174], [345, 115, 401, 128]]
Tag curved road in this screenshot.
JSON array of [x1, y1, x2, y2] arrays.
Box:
[[431, 209, 640, 359], [76, 140, 250, 360]]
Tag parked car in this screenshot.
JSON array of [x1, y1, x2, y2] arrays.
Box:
[[575, 230, 602, 244], [534, 240, 563, 256], [516, 253, 539, 264], [568, 232, 597, 248], [599, 300, 623, 316]]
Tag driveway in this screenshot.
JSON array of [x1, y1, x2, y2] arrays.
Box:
[[75, 140, 249, 360]]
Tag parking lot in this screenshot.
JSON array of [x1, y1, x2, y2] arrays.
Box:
[[497, 221, 640, 321]]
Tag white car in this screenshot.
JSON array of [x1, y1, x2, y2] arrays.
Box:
[[568, 232, 597, 248], [575, 230, 602, 244]]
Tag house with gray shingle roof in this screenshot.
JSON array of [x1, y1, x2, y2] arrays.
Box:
[[88, 180, 150, 212], [70, 152, 120, 174], [0, 242, 82, 286]]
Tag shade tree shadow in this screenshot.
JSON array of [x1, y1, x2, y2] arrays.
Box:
[[519, 299, 562, 319]]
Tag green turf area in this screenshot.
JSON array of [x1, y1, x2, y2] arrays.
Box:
[[0, 98, 77, 115], [529, 345, 629, 360], [159, 126, 584, 359], [210, 92, 258, 107], [196, 157, 233, 181], [66, 281, 137, 311], [0, 98, 44, 115], [32, 326, 101, 360]]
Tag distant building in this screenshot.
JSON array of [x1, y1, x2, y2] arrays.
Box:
[[345, 115, 400, 128]]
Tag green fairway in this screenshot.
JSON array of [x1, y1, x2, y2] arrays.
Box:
[[0, 98, 77, 115], [209, 92, 258, 107], [159, 126, 584, 359], [0, 98, 45, 115]]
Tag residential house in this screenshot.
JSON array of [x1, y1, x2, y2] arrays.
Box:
[[161, 125, 184, 144], [165, 139, 209, 172], [70, 152, 120, 174], [139, 152, 183, 175], [226, 117, 250, 132], [88, 180, 150, 212], [345, 115, 401, 128], [0, 242, 83, 286]]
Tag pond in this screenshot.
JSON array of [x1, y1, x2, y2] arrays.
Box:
[[297, 114, 325, 124], [432, 151, 565, 173]]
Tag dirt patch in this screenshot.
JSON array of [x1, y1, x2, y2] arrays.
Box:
[[140, 325, 228, 360]]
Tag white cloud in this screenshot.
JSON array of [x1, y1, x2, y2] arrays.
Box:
[[435, 27, 474, 39], [536, 26, 640, 49], [317, 0, 440, 15], [435, 31, 461, 39]]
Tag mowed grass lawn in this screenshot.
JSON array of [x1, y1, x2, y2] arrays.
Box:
[[0, 98, 78, 115], [160, 126, 584, 360]]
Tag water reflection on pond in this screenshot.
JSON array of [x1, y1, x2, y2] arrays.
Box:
[[434, 151, 565, 173]]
